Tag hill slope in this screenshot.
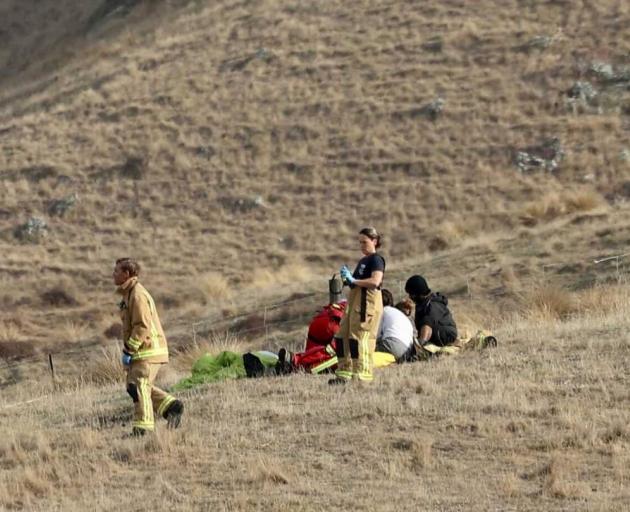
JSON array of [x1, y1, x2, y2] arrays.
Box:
[[1, 0, 629, 350], [1, 1, 630, 510], [1, 293, 629, 511]]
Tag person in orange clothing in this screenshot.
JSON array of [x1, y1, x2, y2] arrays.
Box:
[[114, 258, 184, 436]]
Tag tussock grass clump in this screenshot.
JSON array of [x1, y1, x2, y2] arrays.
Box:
[[521, 191, 604, 225], [39, 278, 81, 308], [249, 458, 291, 486], [500, 473, 522, 498], [0, 319, 25, 343], [194, 272, 233, 304], [392, 437, 434, 472], [575, 283, 630, 315], [248, 263, 311, 290], [0, 339, 36, 360], [171, 331, 245, 373], [81, 346, 125, 385], [563, 190, 603, 214], [542, 453, 589, 499], [524, 285, 578, 320], [60, 320, 91, 344]]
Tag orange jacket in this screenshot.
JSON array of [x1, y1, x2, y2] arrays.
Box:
[[117, 277, 169, 363]]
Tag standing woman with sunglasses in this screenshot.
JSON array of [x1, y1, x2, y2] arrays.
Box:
[[329, 227, 385, 385]]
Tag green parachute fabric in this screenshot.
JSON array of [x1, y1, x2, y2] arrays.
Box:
[[172, 350, 279, 391]]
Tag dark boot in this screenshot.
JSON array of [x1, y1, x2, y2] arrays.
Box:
[[164, 400, 184, 429], [483, 336, 498, 348], [275, 348, 293, 375], [122, 427, 148, 439], [327, 377, 348, 386]]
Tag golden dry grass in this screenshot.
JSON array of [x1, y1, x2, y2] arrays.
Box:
[[0, 0, 629, 347], [1, 0, 630, 509], [1, 292, 630, 511]]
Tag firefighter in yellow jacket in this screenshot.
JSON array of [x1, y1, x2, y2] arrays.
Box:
[[329, 227, 385, 385], [113, 258, 184, 436]]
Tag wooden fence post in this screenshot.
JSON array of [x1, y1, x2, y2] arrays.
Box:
[[48, 354, 56, 384]]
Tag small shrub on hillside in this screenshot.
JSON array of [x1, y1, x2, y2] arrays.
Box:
[[0, 340, 36, 360], [431, 220, 469, 250], [19, 165, 57, 182], [421, 35, 443, 53], [103, 322, 122, 339], [119, 156, 147, 180], [514, 35, 554, 53], [13, 217, 48, 243], [40, 286, 79, 308], [47, 193, 78, 217], [428, 236, 449, 251], [86, 0, 140, 32]]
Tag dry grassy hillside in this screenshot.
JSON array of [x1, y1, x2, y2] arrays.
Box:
[[1, 2, 630, 510], [0, 288, 629, 511], [0, 0, 629, 352]]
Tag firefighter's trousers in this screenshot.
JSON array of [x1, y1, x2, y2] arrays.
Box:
[[334, 286, 383, 382], [126, 360, 176, 431]]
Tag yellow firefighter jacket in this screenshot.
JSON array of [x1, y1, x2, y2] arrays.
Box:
[[117, 277, 169, 363]]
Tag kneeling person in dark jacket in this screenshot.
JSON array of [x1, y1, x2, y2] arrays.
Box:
[[405, 275, 457, 352]]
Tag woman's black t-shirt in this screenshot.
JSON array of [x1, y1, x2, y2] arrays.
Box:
[[352, 253, 386, 286]]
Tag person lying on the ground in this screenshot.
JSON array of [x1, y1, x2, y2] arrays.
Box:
[[172, 350, 280, 390], [276, 298, 398, 375], [375, 289, 414, 362], [403, 275, 457, 360], [173, 342, 398, 391]]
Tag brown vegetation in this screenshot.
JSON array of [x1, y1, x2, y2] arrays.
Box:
[[0, 0, 629, 510]]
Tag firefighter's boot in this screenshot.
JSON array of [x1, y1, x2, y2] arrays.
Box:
[[164, 400, 184, 429]]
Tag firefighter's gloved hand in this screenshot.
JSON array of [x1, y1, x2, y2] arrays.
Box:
[[121, 353, 132, 366], [340, 265, 355, 284]]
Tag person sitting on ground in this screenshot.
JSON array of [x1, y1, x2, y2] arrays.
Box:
[[404, 275, 457, 358], [394, 297, 418, 341], [375, 289, 414, 362]]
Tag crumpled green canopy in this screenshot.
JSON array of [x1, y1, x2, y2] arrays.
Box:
[[172, 350, 279, 391]]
